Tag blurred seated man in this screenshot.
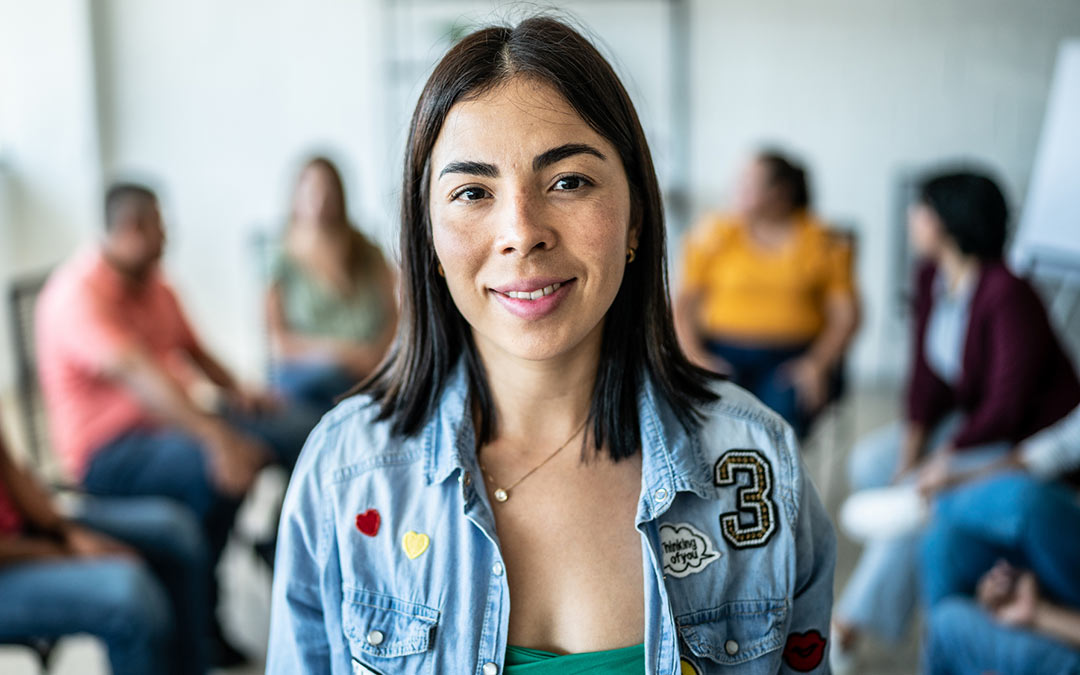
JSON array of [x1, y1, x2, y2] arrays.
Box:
[[0, 417, 209, 675], [675, 150, 859, 438], [921, 405, 1080, 675], [34, 182, 320, 665]]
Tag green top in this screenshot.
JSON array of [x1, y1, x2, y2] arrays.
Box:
[[270, 246, 388, 344], [504, 643, 646, 674]]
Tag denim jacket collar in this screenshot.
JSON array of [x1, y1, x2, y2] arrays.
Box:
[[420, 359, 718, 521]]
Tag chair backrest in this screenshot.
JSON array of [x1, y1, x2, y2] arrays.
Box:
[[7, 270, 52, 468]]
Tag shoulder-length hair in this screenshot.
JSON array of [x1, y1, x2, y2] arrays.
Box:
[[359, 16, 717, 461]]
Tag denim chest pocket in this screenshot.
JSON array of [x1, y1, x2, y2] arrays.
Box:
[[677, 598, 787, 669], [341, 587, 439, 673]]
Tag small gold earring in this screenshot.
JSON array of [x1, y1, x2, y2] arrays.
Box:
[[626, 247, 636, 263], [437, 263, 445, 277]]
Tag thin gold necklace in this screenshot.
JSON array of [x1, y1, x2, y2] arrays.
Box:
[[478, 418, 588, 503]]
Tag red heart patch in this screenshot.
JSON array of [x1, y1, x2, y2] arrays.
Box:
[[355, 509, 380, 537], [783, 630, 826, 672]]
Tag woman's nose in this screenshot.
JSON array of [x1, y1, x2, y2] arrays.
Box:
[[493, 189, 558, 257]]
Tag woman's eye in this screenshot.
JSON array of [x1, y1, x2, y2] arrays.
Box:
[[553, 175, 591, 191], [453, 187, 489, 202]]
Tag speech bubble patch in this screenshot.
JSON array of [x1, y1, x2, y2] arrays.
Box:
[[659, 522, 721, 578]]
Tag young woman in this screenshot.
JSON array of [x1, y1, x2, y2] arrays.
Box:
[[832, 170, 1080, 664], [267, 157, 398, 412], [675, 153, 859, 439], [268, 17, 834, 675]]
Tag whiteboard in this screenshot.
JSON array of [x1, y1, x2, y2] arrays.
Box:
[[1013, 40, 1080, 278]]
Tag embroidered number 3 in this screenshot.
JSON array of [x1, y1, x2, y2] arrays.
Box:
[[713, 449, 778, 548]]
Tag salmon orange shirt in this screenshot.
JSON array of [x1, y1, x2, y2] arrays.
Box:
[[681, 212, 855, 343], [35, 250, 199, 479]]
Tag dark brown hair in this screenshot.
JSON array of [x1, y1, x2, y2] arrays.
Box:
[[758, 150, 811, 211], [918, 168, 1008, 260], [288, 156, 377, 279], [359, 17, 717, 461]]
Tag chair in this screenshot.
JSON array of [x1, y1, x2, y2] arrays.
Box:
[[5, 271, 59, 670], [802, 226, 859, 506], [7, 271, 53, 471]]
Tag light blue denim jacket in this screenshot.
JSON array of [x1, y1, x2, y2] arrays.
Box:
[[267, 361, 835, 674]]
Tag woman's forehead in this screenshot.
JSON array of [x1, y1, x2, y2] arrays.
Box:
[[431, 77, 613, 169]]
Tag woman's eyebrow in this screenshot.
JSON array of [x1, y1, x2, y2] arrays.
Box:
[[438, 160, 498, 179], [437, 143, 606, 179], [533, 143, 606, 171]]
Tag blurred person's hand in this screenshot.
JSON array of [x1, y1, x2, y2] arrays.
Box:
[[782, 357, 828, 413], [203, 423, 270, 496], [916, 449, 954, 496], [63, 524, 136, 559], [978, 561, 1040, 627], [227, 385, 280, 416]]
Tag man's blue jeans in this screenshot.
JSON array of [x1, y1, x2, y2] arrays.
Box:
[[82, 404, 320, 637], [0, 496, 208, 675]]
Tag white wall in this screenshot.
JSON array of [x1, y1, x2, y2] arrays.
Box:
[[3, 0, 1079, 392], [0, 1, 102, 393]]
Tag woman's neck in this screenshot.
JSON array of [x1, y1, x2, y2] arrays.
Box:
[[475, 325, 602, 453], [746, 212, 798, 248], [938, 247, 980, 294]]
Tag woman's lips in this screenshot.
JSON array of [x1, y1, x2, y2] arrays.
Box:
[[490, 278, 576, 320]]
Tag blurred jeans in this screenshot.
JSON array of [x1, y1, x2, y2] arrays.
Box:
[[271, 359, 357, 414], [835, 416, 1009, 642], [82, 403, 319, 637], [0, 495, 208, 675], [926, 597, 1080, 674], [704, 339, 813, 438], [921, 471, 1080, 608]]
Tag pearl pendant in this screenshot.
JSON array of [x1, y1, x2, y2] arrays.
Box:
[[494, 488, 509, 502]]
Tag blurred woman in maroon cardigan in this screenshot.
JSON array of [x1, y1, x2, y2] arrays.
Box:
[[831, 168, 1080, 666]]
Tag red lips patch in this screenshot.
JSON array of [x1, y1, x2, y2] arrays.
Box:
[[355, 509, 381, 537], [782, 630, 826, 672]]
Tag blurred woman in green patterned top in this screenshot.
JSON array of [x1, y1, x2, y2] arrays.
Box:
[[266, 157, 398, 412]]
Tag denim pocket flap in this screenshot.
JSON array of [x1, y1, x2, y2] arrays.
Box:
[[342, 588, 439, 659], [676, 598, 787, 665]]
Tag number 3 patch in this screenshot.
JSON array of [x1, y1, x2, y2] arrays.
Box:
[[714, 449, 778, 548]]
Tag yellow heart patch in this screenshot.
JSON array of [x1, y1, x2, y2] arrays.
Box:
[[402, 531, 430, 560]]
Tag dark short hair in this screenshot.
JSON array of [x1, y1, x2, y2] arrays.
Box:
[[358, 16, 718, 461], [918, 169, 1008, 259], [104, 182, 157, 231], [758, 150, 811, 210]]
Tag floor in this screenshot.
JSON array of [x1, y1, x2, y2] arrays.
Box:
[[0, 385, 919, 675]]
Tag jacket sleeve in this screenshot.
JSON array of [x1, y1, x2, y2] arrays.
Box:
[[267, 422, 346, 674], [906, 262, 953, 431], [784, 428, 836, 674], [951, 279, 1053, 449]]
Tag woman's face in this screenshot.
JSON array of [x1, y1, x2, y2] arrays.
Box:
[[907, 201, 946, 258], [428, 76, 636, 364], [293, 165, 340, 225], [733, 158, 776, 219]]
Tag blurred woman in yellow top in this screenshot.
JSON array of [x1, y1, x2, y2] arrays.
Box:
[[675, 151, 860, 438]]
